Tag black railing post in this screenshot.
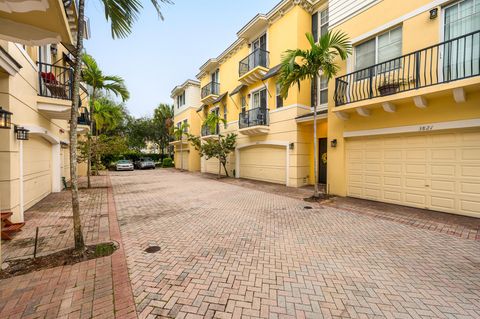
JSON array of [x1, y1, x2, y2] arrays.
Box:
[[415, 51, 421, 88], [369, 67, 374, 99]]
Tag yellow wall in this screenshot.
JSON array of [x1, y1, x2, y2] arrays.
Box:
[[327, 0, 480, 196], [173, 107, 201, 172]]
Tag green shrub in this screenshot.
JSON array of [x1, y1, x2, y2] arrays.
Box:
[[162, 157, 174, 168]]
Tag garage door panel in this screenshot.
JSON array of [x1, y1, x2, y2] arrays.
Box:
[[239, 146, 286, 185], [346, 130, 480, 217]]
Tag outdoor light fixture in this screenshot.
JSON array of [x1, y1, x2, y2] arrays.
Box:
[[50, 44, 58, 56], [429, 8, 438, 19], [289, 143, 295, 150], [14, 126, 29, 140], [0, 107, 13, 129], [330, 139, 338, 148]]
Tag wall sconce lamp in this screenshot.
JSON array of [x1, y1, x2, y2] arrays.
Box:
[[14, 126, 29, 140], [429, 8, 438, 20], [330, 139, 338, 148], [50, 43, 58, 56], [289, 143, 294, 150], [0, 107, 13, 129]]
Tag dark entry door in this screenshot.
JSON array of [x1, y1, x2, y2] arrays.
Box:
[[318, 138, 327, 184]]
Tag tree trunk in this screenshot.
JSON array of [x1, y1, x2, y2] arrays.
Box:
[[70, 0, 86, 252], [222, 161, 229, 177], [312, 76, 319, 198]]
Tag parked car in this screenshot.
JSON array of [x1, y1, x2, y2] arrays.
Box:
[[116, 160, 134, 171], [134, 158, 156, 170]]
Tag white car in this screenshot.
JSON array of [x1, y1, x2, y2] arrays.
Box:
[[116, 160, 134, 171]]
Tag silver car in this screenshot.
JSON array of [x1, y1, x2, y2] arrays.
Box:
[[135, 158, 156, 169], [116, 160, 134, 171]]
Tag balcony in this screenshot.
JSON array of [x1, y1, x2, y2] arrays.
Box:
[[36, 62, 73, 120], [201, 81, 220, 105], [238, 107, 269, 136], [334, 31, 480, 117], [238, 49, 269, 85], [78, 107, 91, 126], [201, 124, 219, 140]]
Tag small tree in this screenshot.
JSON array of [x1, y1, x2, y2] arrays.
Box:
[[189, 133, 237, 178], [203, 112, 226, 176], [172, 122, 190, 171], [278, 31, 351, 198]]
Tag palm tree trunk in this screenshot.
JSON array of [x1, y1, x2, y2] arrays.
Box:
[[70, 0, 86, 252], [313, 76, 319, 198]]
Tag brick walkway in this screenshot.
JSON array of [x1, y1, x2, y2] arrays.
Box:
[[111, 169, 480, 319], [0, 176, 136, 319]]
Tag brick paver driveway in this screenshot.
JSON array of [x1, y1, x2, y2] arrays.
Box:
[[111, 169, 480, 319]]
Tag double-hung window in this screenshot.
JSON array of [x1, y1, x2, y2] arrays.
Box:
[[355, 26, 403, 79], [311, 8, 329, 107], [275, 83, 283, 108], [176, 92, 185, 108]]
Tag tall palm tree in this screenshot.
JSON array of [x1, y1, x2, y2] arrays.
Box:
[[153, 103, 174, 158], [278, 31, 351, 198], [203, 112, 226, 177], [172, 122, 190, 171], [70, 0, 172, 252], [92, 99, 124, 134], [82, 53, 129, 188]]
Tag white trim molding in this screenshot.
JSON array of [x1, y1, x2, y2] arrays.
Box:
[[344, 119, 480, 138], [270, 104, 311, 114], [23, 124, 60, 144], [235, 141, 290, 186]]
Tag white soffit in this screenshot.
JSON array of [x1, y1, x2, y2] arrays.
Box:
[[0, 0, 49, 13], [0, 17, 60, 45]]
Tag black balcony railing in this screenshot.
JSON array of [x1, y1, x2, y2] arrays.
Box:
[[78, 107, 91, 126], [239, 49, 269, 77], [201, 82, 220, 98], [201, 124, 219, 136], [38, 62, 73, 100], [239, 107, 269, 129], [335, 30, 480, 106]]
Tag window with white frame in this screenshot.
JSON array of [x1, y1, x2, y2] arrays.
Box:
[[251, 88, 267, 109], [355, 26, 402, 78], [176, 91, 186, 108], [319, 8, 329, 38], [241, 96, 247, 113], [183, 119, 188, 132], [318, 75, 328, 106], [275, 82, 283, 108]]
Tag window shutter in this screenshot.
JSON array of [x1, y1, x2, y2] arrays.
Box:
[[312, 12, 318, 42]]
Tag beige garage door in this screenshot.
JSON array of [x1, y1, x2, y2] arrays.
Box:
[[205, 157, 220, 174], [239, 145, 286, 185], [23, 136, 52, 210], [175, 150, 189, 171], [346, 129, 480, 217]]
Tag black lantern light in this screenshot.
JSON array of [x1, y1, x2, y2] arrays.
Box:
[[429, 8, 438, 19], [0, 107, 13, 129], [14, 126, 29, 140]]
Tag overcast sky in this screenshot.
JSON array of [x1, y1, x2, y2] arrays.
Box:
[[84, 0, 280, 118]]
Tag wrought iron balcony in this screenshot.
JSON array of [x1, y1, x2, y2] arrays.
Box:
[[78, 107, 91, 126], [201, 82, 220, 98], [238, 49, 269, 84], [334, 30, 480, 107], [38, 62, 73, 100], [201, 124, 219, 137], [238, 107, 269, 136]]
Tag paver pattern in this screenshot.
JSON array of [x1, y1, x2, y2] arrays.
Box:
[[0, 176, 136, 319], [111, 169, 480, 319]]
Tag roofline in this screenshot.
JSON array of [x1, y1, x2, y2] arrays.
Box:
[[170, 79, 200, 97]]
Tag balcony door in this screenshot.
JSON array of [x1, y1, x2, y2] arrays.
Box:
[[251, 34, 267, 67], [443, 0, 480, 80]]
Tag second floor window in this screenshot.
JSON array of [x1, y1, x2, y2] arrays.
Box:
[[355, 26, 403, 78], [176, 92, 185, 108], [276, 83, 283, 108], [183, 119, 188, 132], [251, 88, 267, 109]]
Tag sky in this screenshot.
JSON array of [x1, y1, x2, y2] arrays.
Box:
[[84, 0, 280, 118]]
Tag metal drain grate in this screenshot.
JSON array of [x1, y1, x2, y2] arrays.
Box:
[[144, 246, 161, 253], [304, 206, 313, 210]]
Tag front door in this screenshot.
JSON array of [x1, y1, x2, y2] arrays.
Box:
[[318, 138, 327, 184]]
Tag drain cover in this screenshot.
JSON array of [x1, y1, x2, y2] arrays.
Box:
[[304, 206, 313, 210], [144, 246, 161, 253]]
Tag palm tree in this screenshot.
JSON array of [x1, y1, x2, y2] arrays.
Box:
[[278, 31, 351, 198], [82, 54, 129, 188], [203, 112, 226, 177], [172, 122, 190, 171], [153, 103, 174, 158], [69, 0, 172, 252]]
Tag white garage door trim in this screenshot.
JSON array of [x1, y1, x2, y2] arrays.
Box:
[[235, 141, 290, 186], [344, 119, 480, 138]]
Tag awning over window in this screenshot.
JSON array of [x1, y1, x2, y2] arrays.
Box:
[[229, 84, 246, 96], [0, 0, 49, 13], [212, 92, 228, 104], [0, 17, 61, 45], [196, 104, 207, 113], [262, 64, 282, 80]]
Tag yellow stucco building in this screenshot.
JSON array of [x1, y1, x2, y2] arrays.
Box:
[[0, 0, 91, 231], [175, 0, 480, 218]]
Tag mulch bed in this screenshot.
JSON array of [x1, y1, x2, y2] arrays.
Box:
[[0, 242, 118, 279]]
